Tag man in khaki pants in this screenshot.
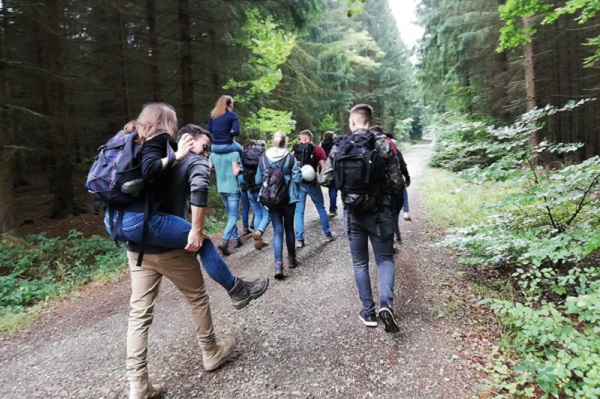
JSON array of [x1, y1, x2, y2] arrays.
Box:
[[125, 245, 235, 398]]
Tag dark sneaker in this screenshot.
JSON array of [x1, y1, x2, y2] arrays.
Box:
[[217, 240, 231, 256], [296, 240, 305, 249], [330, 210, 337, 217], [378, 304, 400, 333], [288, 256, 299, 269], [359, 310, 378, 328], [274, 262, 284, 280], [228, 277, 269, 309], [242, 228, 252, 236], [233, 238, 243, 248]]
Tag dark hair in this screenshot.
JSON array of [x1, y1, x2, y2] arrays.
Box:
[[370, 125, 383, 134], [177, 124, 213, 143], [323, 131, 335, 141], [349, 104, 373, 125], [243, 139, 257, 150], [385, 132, 394, 139]]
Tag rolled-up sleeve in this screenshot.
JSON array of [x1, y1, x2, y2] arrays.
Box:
[[188, 158, 211, 207]]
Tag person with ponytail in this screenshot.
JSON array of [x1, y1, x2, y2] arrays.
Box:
[[207, 95, 243, 156]]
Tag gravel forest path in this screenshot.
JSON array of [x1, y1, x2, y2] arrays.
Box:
[[0, 141, 482, 399]]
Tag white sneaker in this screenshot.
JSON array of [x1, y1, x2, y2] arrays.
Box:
[[403, 212, 411, 221]]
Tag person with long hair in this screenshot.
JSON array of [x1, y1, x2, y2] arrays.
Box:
[[207, 95, 243, 156], [103, 103, 237, 399], [255, 131, 302, 279]]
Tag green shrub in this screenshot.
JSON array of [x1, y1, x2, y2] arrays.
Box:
[[0, 231, 126, 314]]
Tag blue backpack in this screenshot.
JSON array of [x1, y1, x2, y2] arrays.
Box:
[[85, 130, 144, 206]]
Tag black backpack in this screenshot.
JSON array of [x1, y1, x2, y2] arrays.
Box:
[[258, 154, 293, 210], [241, 146, 264, 192], [294, 143, 317, 169], [332, 132, 386, 215]]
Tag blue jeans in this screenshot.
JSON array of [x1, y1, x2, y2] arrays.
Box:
[[240, 190, 253, 230], [104, 211, 236, 291], [248, 190, 270, 233], [403, 187, 409, 213], [328, 187, 338, 213], [269, 203, 296, 263], [343, 209, 395, 312], [211, 142, 243, 157], [220, 192, 240, 241], [295, 182, 331, 241]]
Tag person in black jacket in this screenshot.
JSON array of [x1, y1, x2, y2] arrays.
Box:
[[320, 131, 338, 216]]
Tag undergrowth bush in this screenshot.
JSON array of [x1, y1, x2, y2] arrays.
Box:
[[0, 230, 126, 316], [429, 101, 600, 398]]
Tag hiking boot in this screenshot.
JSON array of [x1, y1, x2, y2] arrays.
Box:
[[128, 374, 163, 399], [242, 228, 252, 236], [325, 232, 336, 241], [288, 256, 299, 269], [296, 240, 305, 249], [359, 309, 378, 328], [228, 277, 269, 310], [202, 335, 236, 371], [395, 235, 402, 243], [403, 212, 411, 221], [253, 230, 269, 250], [233, 238, 243, 248], [274, 262, 284, 280], [217, 240, 231, 256], [378, 304, 400, 333]]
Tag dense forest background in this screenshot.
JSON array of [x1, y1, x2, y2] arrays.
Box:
[[0, 0, 416, 233]]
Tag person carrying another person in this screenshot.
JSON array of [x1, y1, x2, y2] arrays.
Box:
[[105, 104, 268, 310], [320, 131, 338, 217], [209, 142, 243, 256], [207, 95, 243, 156], [256, 131, 302, 279], [321, 104, 404, 333], [292, 129, 335, 249], [103, 103, 237, 399]]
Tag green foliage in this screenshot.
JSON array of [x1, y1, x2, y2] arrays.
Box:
[[498, 0, 600, 66], [223, 8, 296, 103], [0, 231, 126, 315], [346, 0, 367, 17], [318, 114, 339, 133], [245, 108, 297, 141], [487, 294, 600, 398]]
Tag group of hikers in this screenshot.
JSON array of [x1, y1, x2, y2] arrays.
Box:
[[99, 96, 412, 399]]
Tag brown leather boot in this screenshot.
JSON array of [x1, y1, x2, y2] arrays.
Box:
[[128, 374, 163, 399], [201, 335, 236, 371]]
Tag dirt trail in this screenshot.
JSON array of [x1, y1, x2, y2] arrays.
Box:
[[0, 141, 481, 398]]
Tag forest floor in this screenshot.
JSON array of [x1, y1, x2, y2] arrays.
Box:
[[0, 141, 492, 398]]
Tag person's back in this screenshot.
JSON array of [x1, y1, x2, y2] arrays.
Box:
[[209, 151, 241, 194]]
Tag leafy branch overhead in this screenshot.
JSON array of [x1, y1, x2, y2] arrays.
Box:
[[223, 9, 296, 103]]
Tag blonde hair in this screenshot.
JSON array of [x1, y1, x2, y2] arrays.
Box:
[[210, 95, 234, 119], [298, 129, 313, 141], [135, 102, 178, 143], [272, 131, 287, 148]]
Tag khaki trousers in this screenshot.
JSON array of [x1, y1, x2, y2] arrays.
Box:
[[126, 250, 215, 378]]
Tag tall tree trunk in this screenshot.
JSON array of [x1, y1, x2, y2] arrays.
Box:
[[523, 17, 540, 146], [38, 0, 74, 218], [179, 0, 194, 124], [147, 0, 162, 101], [0, 2, 15, 233], [117, 1, 132, 121]]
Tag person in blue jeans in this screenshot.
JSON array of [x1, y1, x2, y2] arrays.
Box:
[[207, 95, 243, 156], [209, 148, 242, 256], [321, 104, 404, 333], [292, 130, 335, 249], [256, 131, 302, 279], [104, 104, 267, 309], [240, 139, 258, 235], [241, 140, 270, 250]]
